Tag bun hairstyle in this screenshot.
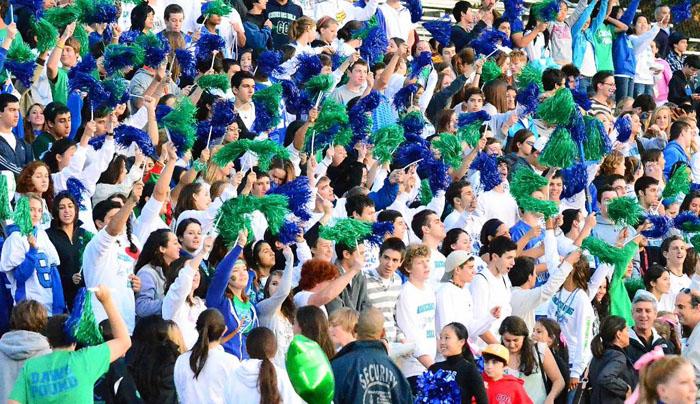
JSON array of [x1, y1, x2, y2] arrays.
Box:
[[189, 309, 226, 378]]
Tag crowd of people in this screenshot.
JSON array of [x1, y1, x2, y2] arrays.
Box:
[[0, 0, 698, 402]]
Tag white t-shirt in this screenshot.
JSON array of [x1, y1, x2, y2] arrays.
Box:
[[429, 249, 446, 287], [0, 131, 16, 150], [379, 3, 413, 42], [669, 271, 692, 303], [476, 189, 519, 228], [395, 281, 436, 378], [293, 290, 328, 316], [470, 267, 512, 341], [174, 348, 240, 404]]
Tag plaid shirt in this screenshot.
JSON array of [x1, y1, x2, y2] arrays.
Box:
[[667, 51, 686, 73]]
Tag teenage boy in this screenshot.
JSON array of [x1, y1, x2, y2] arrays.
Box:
[[159, 4, 192, 45], [325, 241, 370, 315], [443, 180, 483, 251], [589, 71, 616, 117], [668, 55, 700, 106], [366, 238, 405, 343], [47, 22, 79, 106], [396, 244, 436, 393], [32, 103, 71, 159], [330, 60, 370, 105], [470, 236, 516, 341], [0, 94, 33, 175], [411, 210, 446, 287]]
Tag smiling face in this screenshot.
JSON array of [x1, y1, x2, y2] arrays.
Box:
[[439, 325, 466, 357], [531, 322, 553, 346], [159, 232, 181, 264], [57, 197, 76, 226], [664, 239, 687, 267], [179, 222, 202, 253], [451, 232, 472, 253], [632, 301, 657, 333]]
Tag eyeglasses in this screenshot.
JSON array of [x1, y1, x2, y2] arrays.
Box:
[[680, 288, 700, 307]]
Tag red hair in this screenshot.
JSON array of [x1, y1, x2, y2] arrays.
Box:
[[298, 259, 338, 291], [16, 161, 54, 211]]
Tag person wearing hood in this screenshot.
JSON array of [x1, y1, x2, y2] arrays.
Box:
[[481, 344, 533, 404], [332, 308, 413, 403], [0, 300, 51, 404], [224, 327, 302, 404], [627, 290, 675, 364]]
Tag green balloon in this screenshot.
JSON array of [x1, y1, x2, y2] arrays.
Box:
[[285, 335, 335, 403]]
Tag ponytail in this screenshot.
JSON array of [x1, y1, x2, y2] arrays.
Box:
[[189, 309, 226, 378], [591, 334, 605, 358], [247, 327, 281, 404], [288, 16, 314, 40], [592, 315, 627, 358]]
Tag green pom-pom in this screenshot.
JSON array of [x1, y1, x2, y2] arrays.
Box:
[[352, 15, 378, 40], [538, 127, 576, 168], [606, 196, 644, 228], [516, 63, 543, 91], [419, 179, 433, 205], [456, 122, 481, 148], [432, 133, 463, 169], [510, 168, 549, 201], [516, 197, 559, 218], [691, 234, 700, 252], [71, 290, 105, 346], [370, 124, 405, 164], [537, 88, 575, 125], [197, 74, 230, 92], [531, 0, 560, 22], [213, 139, 291, 171], [32, 18, 59, 53], [73, 24, 90, 57], [202, 0, 233, 16], [13, 196, 34, 236], [305, 100, 353, 152], [304, 74, 335, 96], [216, 194, 290, 246], [319, 218, 373, 249], [581, 237, 634, 266], [662, 166, 690, 200], [0, 175, 11, 221], [624, 277, 646, 301], [162, 97, 197, 150], [582, 115, 607, 161], [481, 59, 502, 84], [7, 37, 33, 63], [44, 6, 81, 30]]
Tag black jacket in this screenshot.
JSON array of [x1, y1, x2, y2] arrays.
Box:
[[626, 327, 675, 364], [326, 156, 364, 198], [429, 355, 488, 404], [331, 340, 413, 404], [588, 346, 637, 404], [45, 220, 92, 308], [668, 69, 693, 106]]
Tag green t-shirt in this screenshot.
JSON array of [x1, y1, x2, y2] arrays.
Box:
[[31, 132, 56, 159], [49, 68, 69, 106], [9, 343, 110, 404], [592, 24, 615, 72]]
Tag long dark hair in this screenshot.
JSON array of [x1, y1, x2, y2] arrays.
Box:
[[246, 327, 281, 404], [568, 256, 590, 292], [263, 270, 296, 323], [174, 183, 204, 218], [499, 316, 537, 375], [135, 229, 175, 274], [444, 322, 476, 364], [98, 155, 127, 185], [51, 192, 79, 227], [592, 277, 610, 322], [295, 306, 334, 359], [591, 315, 627, 358], [164, 257, 196, 306], [537, 318, 569, 365], [244, 240, 274, 290], [189, 309, 226, 378]]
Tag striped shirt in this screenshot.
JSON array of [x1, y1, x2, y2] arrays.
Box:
[[365, 269, 403, 342]]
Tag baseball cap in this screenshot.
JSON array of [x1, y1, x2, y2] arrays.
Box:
[[669, 31, 689, 46], [482, 344, 510, 363], [441, 251, 474, 282]]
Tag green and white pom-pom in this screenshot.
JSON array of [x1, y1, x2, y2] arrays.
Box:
[[215, 194, 290, 246], [419, 179, 433, 205], [581, 237, 635, 266], [516, 63, 543, 91], [33, 18, 59, 53], [662, 165, 690, 200], [480, 59, 502, 84], [432, 133, 463, 169], [537, 88, 575, 126], [509, 168, 549, 201], [606, 196, 644, 228], [319, 218, 373, 249], [516, 196, 559, 218], [65, 288, 104, 346], [212, 139, 291, 171], [538, 127, 577, 168], [370, 124, 405, 164], [0, 175, 11, 221], [13, 196, 33, 236]]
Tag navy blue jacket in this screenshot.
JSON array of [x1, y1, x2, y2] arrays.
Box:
[[0, 133, 33, 175], [331, 340, 413, 404]]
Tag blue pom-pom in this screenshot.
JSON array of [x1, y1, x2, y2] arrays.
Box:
[[102, 23, 113, 44], [409, 51, 433, 79], [674, 211, 700, 230], [470, 29, 509, 56], [369, 221, 394, 246], [404, 132, 429, 149], [196, 121, 226, 145], [404, 0, 423, 22], [63, 287, 87, 343], [268, 176, 313, 221], [348, 90, 382, 142], [470, 152, 501, 191], [515, 82, 540, 115], [211, 99, 236, 127], [103, 44, 142, 75], [175, 48, 196, 81], [569, 109, 587, 145], [138, 35, 170, 69], [293, 53, 323, 84], [359, 20, 389, 65], [560, 163, 587, 199], [614, 115, 633, 143], [422, 19, 452, 46], [5, 61, 36, 88], [10, 0, 44, 18], [672, 0, 692, 23], [415, 369, 462, 403], [401, 113, 426, 136], [89, 134, 106, 150], [114, 125, 156, 156], [571, 88, 592, 111], [502, 0, 525, 30], [457, 110, 491, 127], [66, 177, 87, 208], [256, 50, 284, 77], [278, 220, 301, 245], [423, 158, 451, 193], [395, 143, 432, 168], [118, 30, 140, 45], [155, 105, 173, 123], [195, 33, 225, 62], [642, 215, 672, 239], [82, 1, 118, 24], [393, 84, 419, 112]]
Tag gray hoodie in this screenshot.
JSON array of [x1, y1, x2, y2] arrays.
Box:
[[0, 330, 51, 403]]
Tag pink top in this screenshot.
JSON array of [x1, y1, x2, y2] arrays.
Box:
[[654, 58, 672, 104]]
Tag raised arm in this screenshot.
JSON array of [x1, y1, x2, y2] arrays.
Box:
[[106, 182, 143, 237], [47, 22, 76, 82], [94, 285, 132, 362], [205, 231, 246, 308], [307, 266, 360, 307], [256, 246, 294, 316]]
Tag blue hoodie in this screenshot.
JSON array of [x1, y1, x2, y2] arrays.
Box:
[[663, 141, 689, 179], [612, 0, 640, 77], [572, 0, 606, 68], [205, 245, 259, 359]]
